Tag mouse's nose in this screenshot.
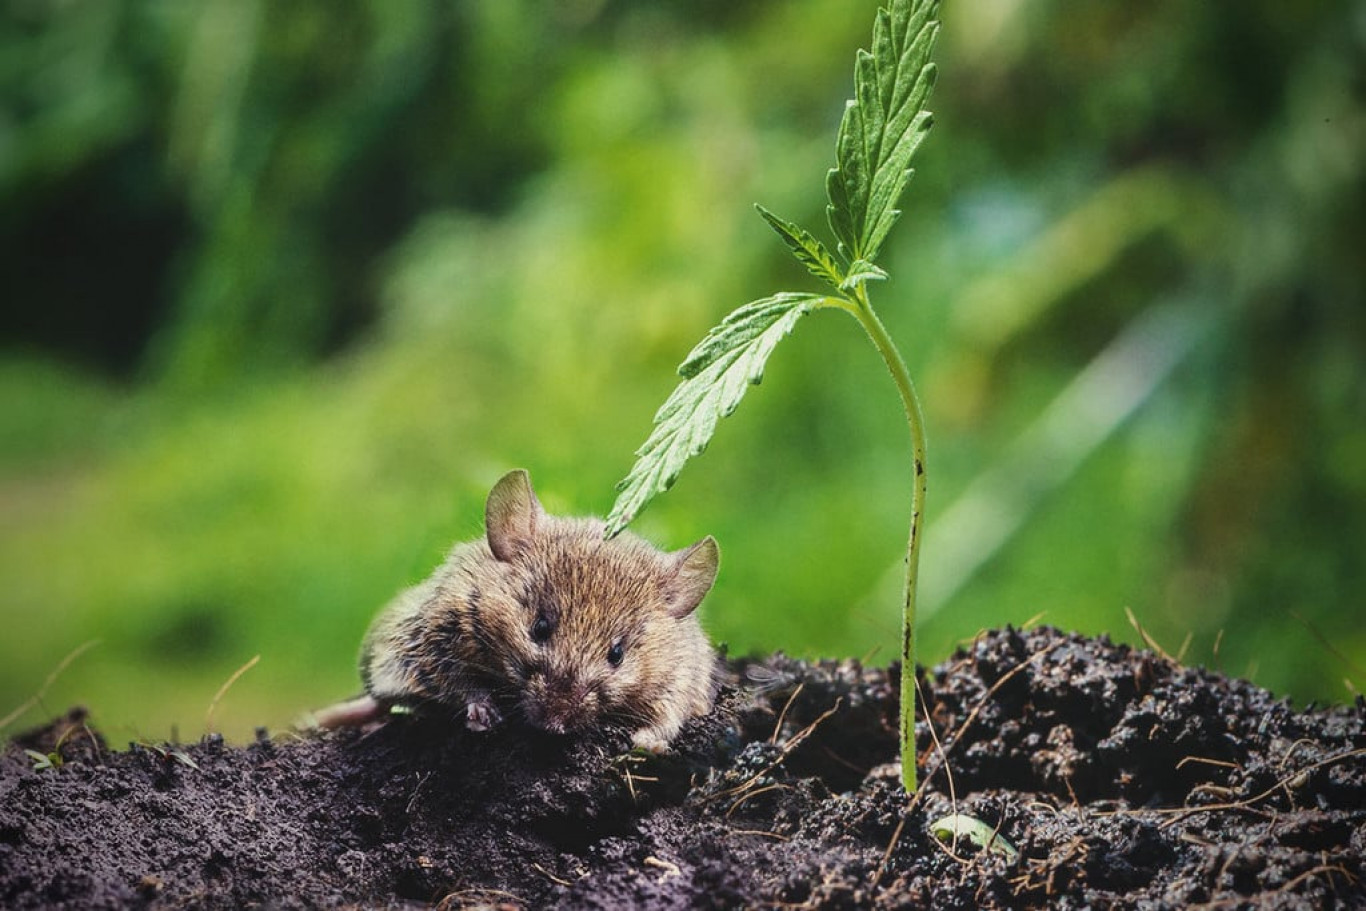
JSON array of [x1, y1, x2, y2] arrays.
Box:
[[527, 673, 592, 734]]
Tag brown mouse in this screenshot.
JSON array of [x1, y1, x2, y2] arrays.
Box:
[[314, 469, 721, 752]]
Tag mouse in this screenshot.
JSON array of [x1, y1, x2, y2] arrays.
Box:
[[314, 469, 722, 752]]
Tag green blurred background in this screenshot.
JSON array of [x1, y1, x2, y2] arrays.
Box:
[[2, 0, 1363, 744]]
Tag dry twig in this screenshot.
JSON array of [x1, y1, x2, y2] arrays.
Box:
[[0, 640, 101, 732], [205, 654, 260, 733]]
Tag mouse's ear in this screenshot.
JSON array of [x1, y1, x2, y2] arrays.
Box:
[[486, 469, 543, 562], [661, 536, 720, 618]]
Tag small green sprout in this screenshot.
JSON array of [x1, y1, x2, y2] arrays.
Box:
[[24, 748, 62, 771], [930, 813, 1020, 863], [606, 0, 941, 792], [140, 742, 202, 771], [168, 748, 200, 770], [20, 717, 84, 771]]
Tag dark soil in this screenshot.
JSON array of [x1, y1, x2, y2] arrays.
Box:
[[2, 626, 1363, 909]]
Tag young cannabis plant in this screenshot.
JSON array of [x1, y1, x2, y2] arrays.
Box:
[[605, 0, 940, 793]]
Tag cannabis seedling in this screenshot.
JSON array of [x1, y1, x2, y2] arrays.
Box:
[[605, 0, 940, 792]]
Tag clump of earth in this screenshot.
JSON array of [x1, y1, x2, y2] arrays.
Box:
[[2, 626, 1362, 909]]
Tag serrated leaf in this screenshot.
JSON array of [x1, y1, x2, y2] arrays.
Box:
[[755, 205, 845, 291], [606, 293, 826, 536], [840, 258, 888, 292], [827, 0, 940, 264], [824, 162, 855, 262]]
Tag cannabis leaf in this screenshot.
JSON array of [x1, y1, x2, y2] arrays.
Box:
[[606, 0, 939, 540], [826, 0, 939, 264], [755, 205, 844, 292], [605, 293, 825, 536]]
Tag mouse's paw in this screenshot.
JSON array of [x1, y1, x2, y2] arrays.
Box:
[[464, 694, 502, 732], [629, 728, 671, 754]]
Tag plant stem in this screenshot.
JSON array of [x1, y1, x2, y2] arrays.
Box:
[[845, 286, 927, 794]]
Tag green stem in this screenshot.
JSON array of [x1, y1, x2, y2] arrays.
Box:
[[842, 286, 927, 793]]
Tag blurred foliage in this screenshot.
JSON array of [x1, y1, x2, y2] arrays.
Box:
[[1, 0, 1362, 743]]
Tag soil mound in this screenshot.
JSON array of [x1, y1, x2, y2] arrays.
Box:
[[2, 626, 1362, 908]]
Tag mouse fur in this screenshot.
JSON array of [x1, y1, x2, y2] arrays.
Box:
[[317, 469, 721, 752]]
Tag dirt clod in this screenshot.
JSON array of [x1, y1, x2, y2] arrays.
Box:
[[2, 627, 1362, 908]]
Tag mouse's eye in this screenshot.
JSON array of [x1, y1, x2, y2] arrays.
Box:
[[531, 613, 554, 644], [606, 639, 626, 667]]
